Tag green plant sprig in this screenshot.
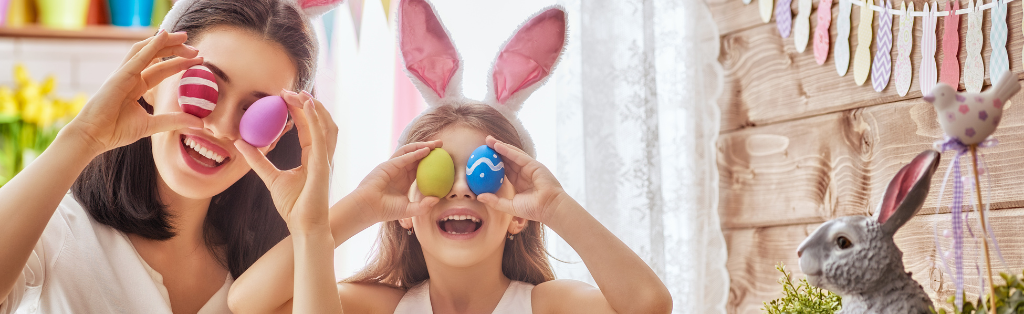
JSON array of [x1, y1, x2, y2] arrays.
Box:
[[932, 271, 1024, 314], [763, 262, 842, 314]]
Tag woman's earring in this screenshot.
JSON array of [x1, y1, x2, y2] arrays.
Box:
[[508, 234, 514, 240], [407, 228, 414, 235]]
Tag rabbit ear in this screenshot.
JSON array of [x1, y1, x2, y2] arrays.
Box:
[[397, 0, 464, 105], [290, 0, 346, 17], [159, 0, 199, 32], [484, 6, 567, 112], [877, 150, 941, 236]]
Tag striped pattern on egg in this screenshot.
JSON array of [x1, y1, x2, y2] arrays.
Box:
[[466, 145, 505, 195], [178, 65, 218, 118]]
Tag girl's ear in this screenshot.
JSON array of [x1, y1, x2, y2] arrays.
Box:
[[507, 216, 528, 235], [399, 218, 414, 229], [484, 6, 567, 113], [397, 0, 464, 105]]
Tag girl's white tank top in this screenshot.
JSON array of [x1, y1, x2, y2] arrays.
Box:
[[393, 279, 534, 314]]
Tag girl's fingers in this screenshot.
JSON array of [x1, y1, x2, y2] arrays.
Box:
[[379, 147, 432, 179], [477, 193, 515, 215], [234, 139, 282, 187], [145, 112, 204, 137], [136, 57, 204, 95], [408, 196, 440, 217], [391, 140, 443, 159], [486, 136, 532, 167]]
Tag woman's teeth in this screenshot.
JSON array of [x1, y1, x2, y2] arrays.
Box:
[[184, 137, 225, 163], [440, 215, 481, 223]]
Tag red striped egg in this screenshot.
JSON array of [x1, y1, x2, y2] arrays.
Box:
[[178, 65, 218, 118]]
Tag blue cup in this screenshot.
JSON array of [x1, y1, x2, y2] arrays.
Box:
[[108, 0, 153, 27]]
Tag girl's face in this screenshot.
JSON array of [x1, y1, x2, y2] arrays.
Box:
[[404, 126, 527, 268], [149, 26, 297, 199]]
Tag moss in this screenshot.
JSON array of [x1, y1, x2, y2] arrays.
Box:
[[763, 263, 842, 314]]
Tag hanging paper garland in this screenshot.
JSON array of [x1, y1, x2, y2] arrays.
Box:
[[895, 2, 914, 96], [871, 0, 893, 92], [814, 0, 833, 65], [940, 0, 961, 88], [777, 0, 794, 37], [990, 0, 1009, 82], [836, 0, 853, 76], [795, 0, 812, 52], [853, 0, 874, 86], [964, 0, 985, 93], [922, 3, 939, 95], [761, 0, 774, 23]]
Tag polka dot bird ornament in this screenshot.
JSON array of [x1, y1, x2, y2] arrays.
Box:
[[924, 71, 1021, 312]]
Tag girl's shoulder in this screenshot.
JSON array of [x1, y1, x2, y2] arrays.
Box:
[[336, 281, 406, 314], [532, 279, 615, 314]]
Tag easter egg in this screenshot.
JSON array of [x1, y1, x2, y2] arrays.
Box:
[[178, 65, 218, 118], [417, 148, 455, 197], [466, 145, 504, 195], [240, 96, 288, 147]]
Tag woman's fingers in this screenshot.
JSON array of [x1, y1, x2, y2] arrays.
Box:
[[302, 98, 330, 183], [135, 56, 204, 96], [123, 30, 179, 75], [144, 112, 204, 137], [306, 92, 338, 163], [234, 139, 282, 187], [284, 92, 313, 163]]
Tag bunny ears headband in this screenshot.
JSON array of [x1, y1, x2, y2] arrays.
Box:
[[395, 0, 568, 157], [159, 0, 344, 33]]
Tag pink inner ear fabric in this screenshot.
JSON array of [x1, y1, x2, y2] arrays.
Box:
[[300, 0, 343, 9], [400, 0, 459, 99], [493, 9, 566, 104], [879, 153, 933, 224]]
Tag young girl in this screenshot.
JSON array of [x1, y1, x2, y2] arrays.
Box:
[[228, 0, 673, 313], [0, 0, 342, 312]]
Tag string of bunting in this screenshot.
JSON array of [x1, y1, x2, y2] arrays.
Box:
[[757, 0, 1015, 95]]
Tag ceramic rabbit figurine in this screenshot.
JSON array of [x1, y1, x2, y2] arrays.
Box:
[[797, 150, 941, 314]]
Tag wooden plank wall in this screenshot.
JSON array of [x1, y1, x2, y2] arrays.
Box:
[[709, 0, 1024, 312]]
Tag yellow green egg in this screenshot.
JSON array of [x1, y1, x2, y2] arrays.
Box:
[[416, 148, 455, 197]]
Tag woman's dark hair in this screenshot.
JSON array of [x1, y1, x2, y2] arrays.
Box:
[[71, 0, 317, 278]]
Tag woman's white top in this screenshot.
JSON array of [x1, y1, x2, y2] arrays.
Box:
[[0, 193, 232, 314], [394, 279, 535, 314]]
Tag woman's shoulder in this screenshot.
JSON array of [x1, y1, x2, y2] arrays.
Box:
[[531, 279, 614, 314], [336, 281, 406, 314]]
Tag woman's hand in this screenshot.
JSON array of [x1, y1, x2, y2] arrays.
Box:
[[349, 140, 444, 224], [477, 135, 571, 224], [65, 29, 204, 157], [234, 90, 335, 233]]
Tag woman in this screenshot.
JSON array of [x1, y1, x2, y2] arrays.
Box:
[[0, 0, 339, 312]]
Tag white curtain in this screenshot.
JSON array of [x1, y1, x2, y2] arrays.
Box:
[[319, 0, 729, 311], [549, 0, 728, 312]]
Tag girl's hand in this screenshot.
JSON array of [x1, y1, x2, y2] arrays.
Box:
[[477, 135, 570, 224], [66, 30, 204, 157], [234, 90, 335, 233], [350, 140, 444, 224]]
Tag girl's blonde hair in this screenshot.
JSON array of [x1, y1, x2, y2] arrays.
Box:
[[344, 104, 555, 289]]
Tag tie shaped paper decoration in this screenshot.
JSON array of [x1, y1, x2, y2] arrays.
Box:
[[814, 0, 833, 64], [871, 0, 893, 92], [939, 0, 961, 88], [777, 0, 794, 37], [895, 2, 914, 96], [794, 0, 812, 52], [922, 3, 939, 94], [964, 0, 984, 93], [836, 0, 853, 75], [853, 0, 874, 86], [761, 0, 774, 22], [990, 0, 1009, 82]]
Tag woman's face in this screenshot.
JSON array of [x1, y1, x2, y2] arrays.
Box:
[[404, 126, 526, 268], [149, 26, 297, 200]]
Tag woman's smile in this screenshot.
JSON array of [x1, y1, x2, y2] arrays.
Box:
[[177, 133, 232, 175]]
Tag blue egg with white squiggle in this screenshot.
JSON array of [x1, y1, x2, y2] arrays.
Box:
[[466, 145, 505, 195]]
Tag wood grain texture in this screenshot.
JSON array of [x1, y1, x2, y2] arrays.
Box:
[[727, 207, 1024, 314], [717, 0, 1024, 132], [718, 90, 1024, 230]]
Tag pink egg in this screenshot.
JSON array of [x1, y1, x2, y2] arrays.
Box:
[[178, 65, 218, 118], [240, 96, 288, 147]]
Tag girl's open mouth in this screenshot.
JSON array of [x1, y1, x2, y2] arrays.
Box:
[[436, 209, 484, 240], [178, 134, 230, 175]]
